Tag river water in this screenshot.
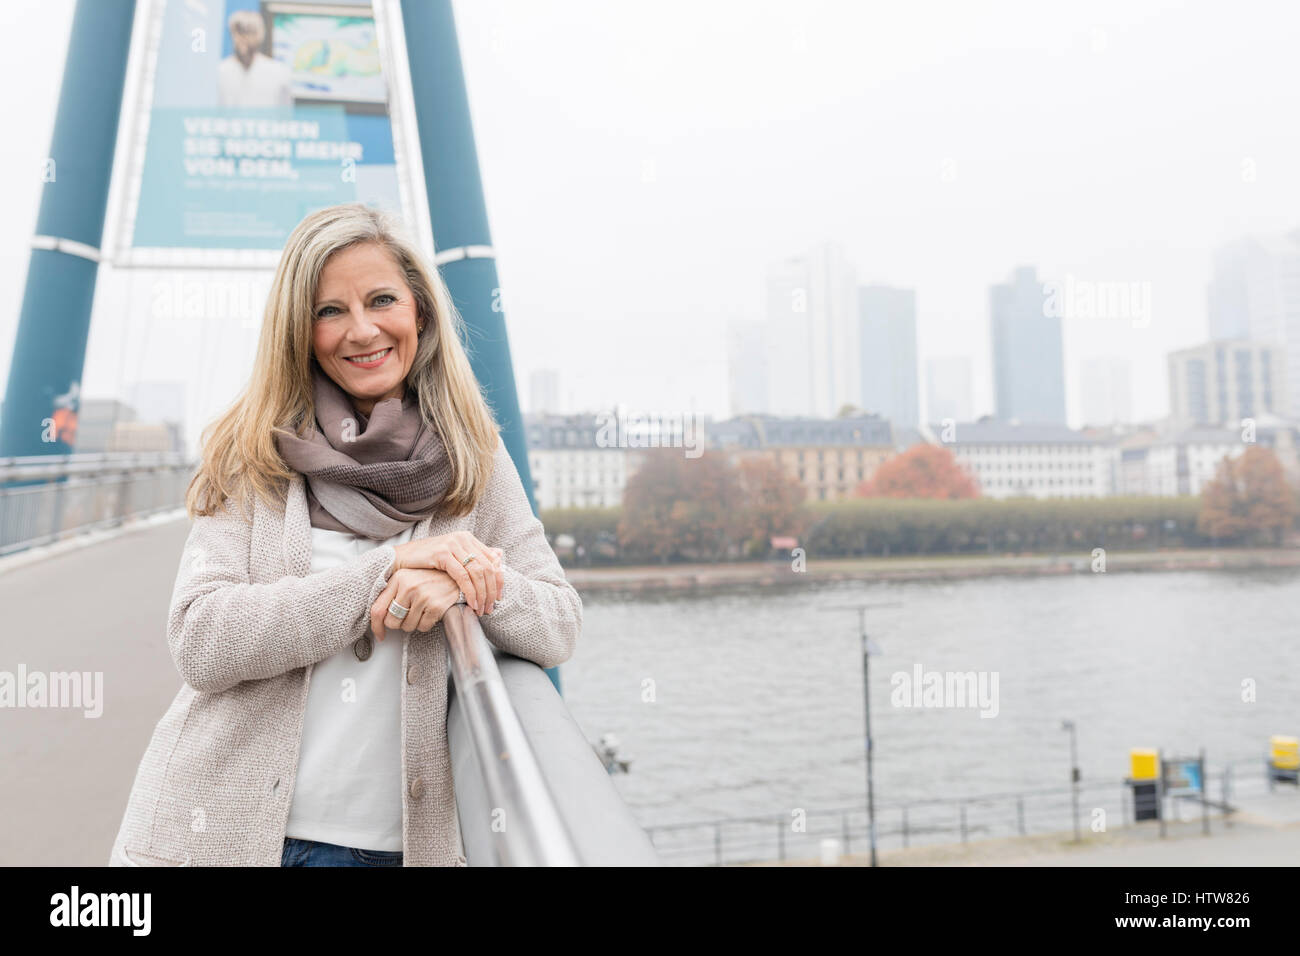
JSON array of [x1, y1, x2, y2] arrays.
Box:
[[560, 568, 1300, 863]]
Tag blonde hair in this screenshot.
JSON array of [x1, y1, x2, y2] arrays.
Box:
[[187, 202, 500, 521]]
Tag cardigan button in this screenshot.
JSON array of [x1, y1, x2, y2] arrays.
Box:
[[408, 776, 425, 800], [354, 636, 373, 661], [406, 663, 422, 684]]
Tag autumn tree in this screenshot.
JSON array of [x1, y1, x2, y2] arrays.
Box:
[[618, 449, 745, 562], [736, 456, 809, 555], [1197, 445, 1295, 544], [855, 443, 979, 499]]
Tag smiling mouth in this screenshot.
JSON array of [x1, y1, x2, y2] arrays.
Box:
[[343, 347, 393, 366]]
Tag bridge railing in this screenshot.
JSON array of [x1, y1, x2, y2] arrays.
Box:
[[0, 452, 195, 557], [645, 761, 1275, 866], [444, 602, 659, 866]]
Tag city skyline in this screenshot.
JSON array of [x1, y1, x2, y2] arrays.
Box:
[[48, 225, 1299, 462], [5, 1, 1300, 444]]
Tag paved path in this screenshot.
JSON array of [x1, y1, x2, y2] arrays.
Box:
[[986, 823, 1300, 866], [752, 792, 1300, 867], [0, 518, 192, 866]]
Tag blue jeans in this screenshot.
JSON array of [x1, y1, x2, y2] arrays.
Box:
[[281, 837, 403, 867]]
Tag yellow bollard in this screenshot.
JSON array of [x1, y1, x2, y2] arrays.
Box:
[[1270, 736, 1299, 770], [1130, 748, 1159, 780]]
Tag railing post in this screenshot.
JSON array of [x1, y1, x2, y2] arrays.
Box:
[[1016, 796, 1025, 835], [842, 812, 850, 855], [960, 804, 968, 843], [114, 469, 130, 528], [1222, 765, 1233, 828], [50, 468, 68, 542], [902, 806, 909, 848], [1202, 766, 1211, 835]]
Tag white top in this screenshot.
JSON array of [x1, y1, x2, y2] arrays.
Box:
[[284, 524, 413, 852], [217, 52, 293, 108]]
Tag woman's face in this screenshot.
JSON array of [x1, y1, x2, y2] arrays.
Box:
[[311, 241, 421, 417]]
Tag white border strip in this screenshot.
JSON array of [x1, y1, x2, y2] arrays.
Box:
[[432, 244, 496, 266], [375, 0, 437, 265], [104, 0, 164, 266], [31, 235, 101, 262]]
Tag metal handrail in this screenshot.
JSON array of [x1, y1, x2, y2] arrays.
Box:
[[443, 603, 582, 866], [0, 452, 196, 557], [0, 451, 193, 481], [444, 603, 661, 866]]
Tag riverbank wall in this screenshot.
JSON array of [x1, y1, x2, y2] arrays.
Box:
[[564, 548, 1300, 594]]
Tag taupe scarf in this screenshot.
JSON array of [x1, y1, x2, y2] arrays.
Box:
[[273, 361, 452, 539]]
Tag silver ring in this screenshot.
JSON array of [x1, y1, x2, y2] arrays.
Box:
[[457, 590, 466, 605], [461, 554, 477, 567], [388, 599, 409, 620]]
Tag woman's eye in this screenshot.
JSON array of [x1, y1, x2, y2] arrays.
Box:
[[313, 295, 394, 318]]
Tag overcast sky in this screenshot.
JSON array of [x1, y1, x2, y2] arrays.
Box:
[[4, 0, 1300, 443]]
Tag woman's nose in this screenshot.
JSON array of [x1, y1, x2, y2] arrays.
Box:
[[342, 307, 380, 340]]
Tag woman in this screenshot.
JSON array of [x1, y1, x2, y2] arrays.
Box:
[[108, 202, 581, 867]]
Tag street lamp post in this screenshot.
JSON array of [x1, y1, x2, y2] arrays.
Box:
[[1062, 719, 1080, 842], [859, 607, 878, 867], [825, 602, 898, 867]]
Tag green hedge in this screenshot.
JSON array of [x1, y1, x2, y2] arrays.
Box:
[[800, 496, 1206, 557], [541, 496, 1215, 563], [536, 507, 621, 564]]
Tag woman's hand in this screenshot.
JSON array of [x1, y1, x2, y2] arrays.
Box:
[[370, 567, 464, 641], [389, 532, 504, 614]]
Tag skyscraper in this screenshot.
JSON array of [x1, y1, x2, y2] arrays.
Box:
[[765, 257, 813, 415], [726, 319, 768, 415], [529, 368, 560, 415], [926, 356, 974, 423], [1207, 240, 1251, 340], [858, 284, 919, 428], [765, 242, 858, 416], [1078, 357, 1133, 426], [990, 266, 1066, 424], [1208, 231, 1300, 417]]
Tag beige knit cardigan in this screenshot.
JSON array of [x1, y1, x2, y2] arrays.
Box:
[[108, 439, 581, 867]]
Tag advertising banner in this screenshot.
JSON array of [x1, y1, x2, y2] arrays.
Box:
[[132, 0, 404, 250]]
